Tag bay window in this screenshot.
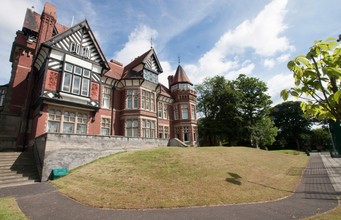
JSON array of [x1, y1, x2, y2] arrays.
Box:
[[61, 62, 91, 97], [47, 108, 88, 134]]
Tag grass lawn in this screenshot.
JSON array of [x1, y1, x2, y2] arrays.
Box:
[[0, 197, 27, 220], [52, 147, 308, 209], [272, 149, 305, 155]]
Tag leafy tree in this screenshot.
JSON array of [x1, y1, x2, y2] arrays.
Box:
[[310, 128, 331, 151], [281, 38, 341, 121], [251, 116, 278, 149], [234, 74, 273, 146], [270, 101, 312, 150], [196, 76, 241, 145]]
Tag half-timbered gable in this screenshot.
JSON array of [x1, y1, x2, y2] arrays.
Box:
[[33, 20, 110, 111]]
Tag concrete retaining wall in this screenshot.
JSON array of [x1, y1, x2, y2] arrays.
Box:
[[34, 133, 169, 181]]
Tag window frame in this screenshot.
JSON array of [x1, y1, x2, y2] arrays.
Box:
[[47, 108, 88, 134], [61, 62, 91, 97]]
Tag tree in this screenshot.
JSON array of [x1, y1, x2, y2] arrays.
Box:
[[251, 116, 278, 149], [281, 38, 341, 155], [270, 101, 311, 150], [234, 74, 273, 146], [310, 128, 331, 151], [281, 38, 341, 121], [196, 76, 241, 145]]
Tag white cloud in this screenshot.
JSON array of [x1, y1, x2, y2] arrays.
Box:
[[0, 0, 43, 84], [112, 25, 158, 65], [264, 59, 275, 69], [276, 53, 291, 63], [267, 73, 294, 105], [183, 0, 293, 86]]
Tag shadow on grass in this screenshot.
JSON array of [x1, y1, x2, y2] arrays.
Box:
[[225, 172, 242, 185], [225, 172, 293, 193]]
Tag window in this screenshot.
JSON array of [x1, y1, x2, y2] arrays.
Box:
[[48, 109, 62, 132], [158, 102, 168, 119], [126, 90, 138, 109], [174, 105, 179, 120], [158, 125, 169, 139], [102, 87, 111, 109], [175, 127, 180, 139], [0, 87, 7, 107], [158, 126, 163, 139], [141, 90, 154, 112], [47, 108, 88, 134], [100, 118, 111, 135], [62, 62, 91, 97], [69, 42, 90, 59], [181, 104, 188, 119], [81, 47, 90, 59], [125, 119, 138, 137], [183, 126, 190, 142], [191, 104, 196, 120], [142, 119, 155, 138], [163, 104, 168, 119], [158, 103, 163, 118]]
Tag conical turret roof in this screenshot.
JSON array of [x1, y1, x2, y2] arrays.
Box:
[[171, 65, 192, 86]]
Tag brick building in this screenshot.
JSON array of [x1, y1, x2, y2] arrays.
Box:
[[0, 3, 198, 151]]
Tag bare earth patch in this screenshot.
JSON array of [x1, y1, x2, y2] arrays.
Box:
[[52, 147, 308, 209]]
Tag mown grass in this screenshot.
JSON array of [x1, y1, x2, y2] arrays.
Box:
[[52, 147, 308, 209], [272, 149, 305, 155], [0, 197, 27, 220]]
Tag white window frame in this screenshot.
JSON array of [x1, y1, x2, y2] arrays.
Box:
[[47, 108, 88, 134], [126, 89, 138, 109], [61, 62, 91, 97], [181, 104, 188, 120], [100, 117, 111, 135], [102, 87, 111, 109]]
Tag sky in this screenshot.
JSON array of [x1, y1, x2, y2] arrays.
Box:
[[1, 0, 341, 105]]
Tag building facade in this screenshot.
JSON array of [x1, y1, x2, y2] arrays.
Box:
[[0, 3, 198, 151]]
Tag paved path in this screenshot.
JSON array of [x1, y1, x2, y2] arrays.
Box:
[[0, 153, 340, 220]]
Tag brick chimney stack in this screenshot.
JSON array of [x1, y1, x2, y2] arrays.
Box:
[[36, 2, 57, 48], [168, 75, 174, 89]]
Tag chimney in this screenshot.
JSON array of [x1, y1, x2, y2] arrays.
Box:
[[168, 75, 174, 89], [36, 2, 57, 48]]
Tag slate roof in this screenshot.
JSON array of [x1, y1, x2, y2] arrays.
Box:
[[171, 65, 192, 85]]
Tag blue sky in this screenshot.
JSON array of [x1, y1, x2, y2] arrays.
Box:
[[1, 0, 341, 104]]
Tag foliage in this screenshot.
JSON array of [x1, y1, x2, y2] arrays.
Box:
[[233, 74, 274, 146], [281, 38, 341, 121], [196, 74, 276, 146], [310, 128, 331, 151], [270, 101, 312, 150], [196, 76, 241, 145], [251, 116, 278, 149]]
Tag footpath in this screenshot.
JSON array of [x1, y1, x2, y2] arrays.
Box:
[[0, 153, 340, 220]]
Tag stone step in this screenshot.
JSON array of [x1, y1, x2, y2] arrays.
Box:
[[0, 173, 39, 181], [0, 151, 40, 188], [0, 180, 38, 189], [0, 171, 38, 178]]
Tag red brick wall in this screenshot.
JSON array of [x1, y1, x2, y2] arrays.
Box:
[[44, 70, 60, 91]]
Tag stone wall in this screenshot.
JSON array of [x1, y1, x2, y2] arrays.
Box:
[[34, 133, 169, 181]]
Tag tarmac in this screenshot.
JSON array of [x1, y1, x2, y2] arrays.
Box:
[[0, 152, 340, 220]]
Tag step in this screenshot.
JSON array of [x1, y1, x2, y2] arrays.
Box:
[[0, 180, 38, 189], [0, 174, 39, 182], [0, 176, 38, 184], [0, 171, 38, 178]]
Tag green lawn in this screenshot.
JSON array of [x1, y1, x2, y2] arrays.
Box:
[[52, 147, 308, 209], [0, 197, 27, 220]]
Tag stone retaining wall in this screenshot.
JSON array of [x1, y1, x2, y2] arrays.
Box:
[[34, 133, 169, 181]]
